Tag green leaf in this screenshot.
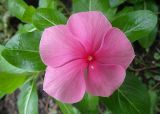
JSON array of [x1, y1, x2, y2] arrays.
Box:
[[0, 46, 29, 94], [104, 72, 151, 114], [0, 91, 5, 99], [149, 90, 157, 114], [115, 7, 134, 18], [134, 1, 158, 48], [56, 101, 80, 114], [72, 0, 117, 21], [18, 24, 37, 33], [127, 0, 143, 4], [2, 49, 45, 72], [109, 0, 126, 7], [0, 72, 28, 93], [5, 31, 41, 51], [17, 78, 38, 114], [75, 94, 99, 114], [138, 27, 157, 48], [2, 31, 46, 72], [39, 0, 57, 9], [8, 0, 35, 23], [112, 10, 157, 42], [0, 45, 28, 73], [32, 8, 67, 30]]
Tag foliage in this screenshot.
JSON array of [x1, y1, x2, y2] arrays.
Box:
[[0, 0, 159, 114]]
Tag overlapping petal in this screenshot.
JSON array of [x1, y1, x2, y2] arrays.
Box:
[[86, 62, 125, 96], [67, 11, 112, 52], [43, 60, 87, 103], [96, 28, 135, 69], [40, 25, 86, 68]]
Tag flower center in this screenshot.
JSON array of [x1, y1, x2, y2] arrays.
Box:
[[87, 55, 94, 62]]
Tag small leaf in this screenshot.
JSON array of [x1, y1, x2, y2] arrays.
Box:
[[75, 94, 99, 114], [17, 78, 38, 114], [112, 10, 157, 42], [104, 72, 151, 114], [32, 8, 67, 30], [56, 101, 80, 114]]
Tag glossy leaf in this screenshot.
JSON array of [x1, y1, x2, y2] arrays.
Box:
[[75, 94, 99, 114], [72, 0, 117, 21], [17, 79, 38, 114], [56, 101, 80, 114], [109, 0, 126, 7], [32, 8, 67, 30], [8, 0, 35, 23], [104, 72, 151, 114], [2, 32, 46, 72], [5, 31, 41, 51], [0, 45, 29, 94], [0, 45, 28, 73], [2, 49, 45, 72], [112, 10, 157, 42]]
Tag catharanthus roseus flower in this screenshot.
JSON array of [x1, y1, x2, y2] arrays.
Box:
[[40, 11, 135, 103]]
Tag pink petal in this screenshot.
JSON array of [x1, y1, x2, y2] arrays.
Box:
[[43, 60, 87, 103], [67, 11, 112, 52], [40, 25, 86, 68], [96, 28, 135, 69], [86, 62, 125, 96]]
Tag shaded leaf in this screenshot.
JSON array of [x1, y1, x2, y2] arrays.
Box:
[[149, 90, 157, 114], [75, 94, 99, 114], [109, 0, 126, 7], [104, 72, 151, 114]]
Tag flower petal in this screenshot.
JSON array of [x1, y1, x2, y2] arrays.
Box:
[[43, 60, 87, 103], [40, 25, 86, 68], [96, 28, 135, 69], [67, 11, 112, 52], [86, 62, 125, 96]]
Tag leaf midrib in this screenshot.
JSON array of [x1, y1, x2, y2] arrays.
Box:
[[37, 12, 56, 26], [118, 89, 141, 114], [24, 80, 34, 114]]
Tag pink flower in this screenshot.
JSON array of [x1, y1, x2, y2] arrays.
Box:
[[40, 11, 135, 103]]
